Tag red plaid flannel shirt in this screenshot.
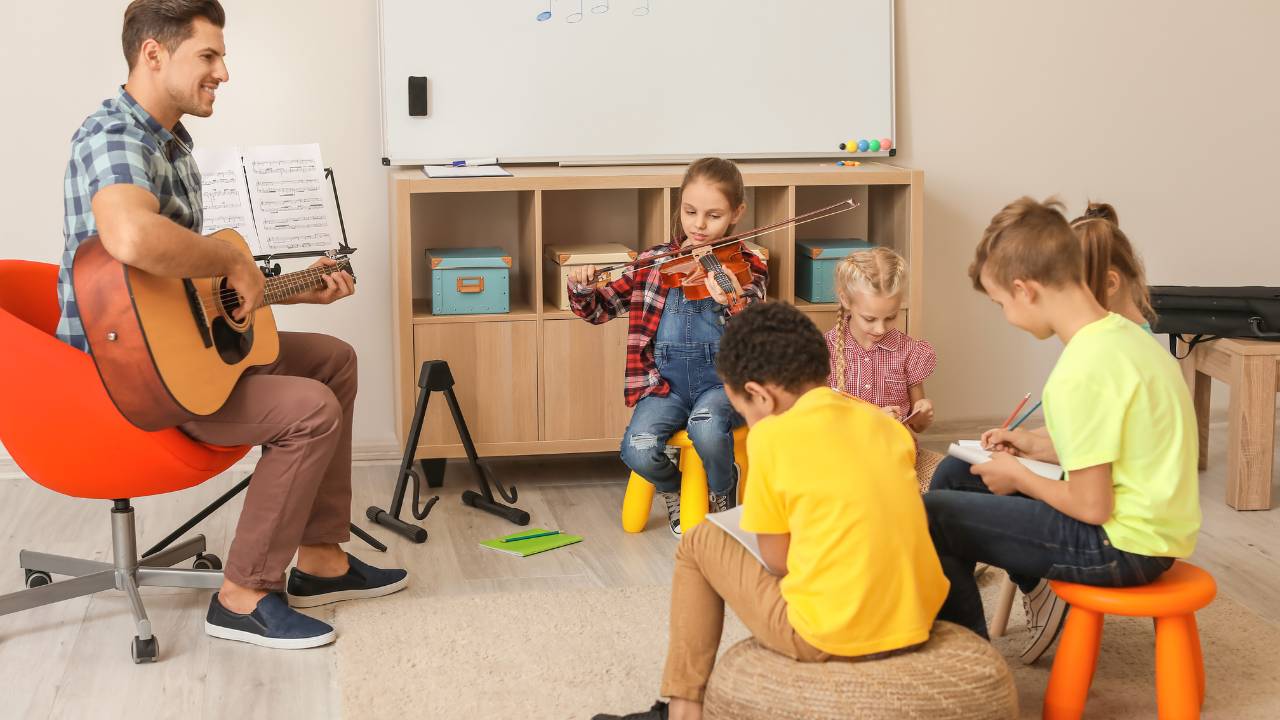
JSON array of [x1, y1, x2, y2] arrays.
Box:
[[569, 240, 769, 407], [825, 326, 936, 416]]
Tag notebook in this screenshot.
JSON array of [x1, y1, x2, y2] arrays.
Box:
[[947, 441, 1064, 480], [479, 528, 582, 557], [705, 506, 768, 568]]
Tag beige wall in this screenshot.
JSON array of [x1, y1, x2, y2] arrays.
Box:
[[2, 1, 1277, 466], [894, 0, 1280, 417]]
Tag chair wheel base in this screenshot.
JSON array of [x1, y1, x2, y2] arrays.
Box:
[[24, 570, 52, 588], [192, 553, 222, 571], [131, 635, 159, 664]]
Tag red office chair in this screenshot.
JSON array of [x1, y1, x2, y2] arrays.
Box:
[[0, 260, 250, 663]]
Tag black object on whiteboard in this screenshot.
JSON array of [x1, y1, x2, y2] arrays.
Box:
[[408, 76, 429, 116]]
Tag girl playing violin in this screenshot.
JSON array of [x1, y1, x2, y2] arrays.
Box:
[[568, 157, 769, 537]]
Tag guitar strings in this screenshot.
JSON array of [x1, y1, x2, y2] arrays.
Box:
[[198, 263, 351, 316]]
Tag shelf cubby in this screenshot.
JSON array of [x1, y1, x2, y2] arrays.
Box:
[[391, 161, 923, 458]]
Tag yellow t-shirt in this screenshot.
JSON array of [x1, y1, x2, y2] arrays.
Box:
[[1043, 313, 1201, 557], [740, 387, 948, 656]]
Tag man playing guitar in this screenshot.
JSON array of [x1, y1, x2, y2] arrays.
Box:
[[57, 0, 407, 649]]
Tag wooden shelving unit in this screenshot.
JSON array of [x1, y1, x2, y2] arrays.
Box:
[[390, 161, 923, 458]]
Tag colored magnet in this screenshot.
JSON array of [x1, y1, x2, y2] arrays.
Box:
[[881, 138, 893, 150], [868, 139, 881, 152], [856, 139, 869, 152]]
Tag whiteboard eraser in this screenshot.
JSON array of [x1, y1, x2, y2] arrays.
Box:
[[408, 76, 428, 116]]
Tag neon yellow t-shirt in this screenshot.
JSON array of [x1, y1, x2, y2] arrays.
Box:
[[1043, 313, 1201, 557], [740, 387, 948, 656]]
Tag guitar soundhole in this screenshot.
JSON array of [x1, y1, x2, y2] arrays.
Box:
[[212, 278, 255, 365]]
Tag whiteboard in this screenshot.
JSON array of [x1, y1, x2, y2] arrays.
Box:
[[378, 0, 895, 165]]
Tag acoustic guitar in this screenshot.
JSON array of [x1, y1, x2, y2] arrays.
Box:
[[72, 228, 354, 431]]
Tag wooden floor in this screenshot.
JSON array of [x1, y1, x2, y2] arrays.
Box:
[[0, 422, 1277, 720]]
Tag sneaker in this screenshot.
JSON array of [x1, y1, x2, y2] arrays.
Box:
[[593, 700, 669, 720], [659, 491, 682, 538], [663, 444, 681, 468], [709, 490, 735, 513], [286, 553, 409, 608], [709, 466, 738, 513], [1020, 579, 1069, 663], [205, 592, 336, 650]]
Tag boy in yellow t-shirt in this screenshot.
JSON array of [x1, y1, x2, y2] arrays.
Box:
[[925, 197, 1200, 664], [594, 302, 948, 720]]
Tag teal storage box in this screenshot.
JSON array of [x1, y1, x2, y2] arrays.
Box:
[[425, 246, 511, 315], [795, 238, 875, 303]]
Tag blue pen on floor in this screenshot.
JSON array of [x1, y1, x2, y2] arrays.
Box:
[[500, 530, 561, 543], [1008, 400, 1042, 431]]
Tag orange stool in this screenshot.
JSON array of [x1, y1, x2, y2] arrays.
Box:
[[621, 427, 748, 533], [1044, 561, 1216, 720]]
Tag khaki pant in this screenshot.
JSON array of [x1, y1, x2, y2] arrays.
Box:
[[662, 521, 833, 702], [181, 332, 356, 590]]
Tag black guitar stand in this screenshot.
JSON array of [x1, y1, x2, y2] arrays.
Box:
[[366, 360, 530, 544]]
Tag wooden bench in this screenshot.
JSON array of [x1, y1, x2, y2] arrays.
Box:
[[1179, 337, 1280, 510]]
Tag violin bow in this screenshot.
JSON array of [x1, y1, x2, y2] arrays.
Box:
[[591, 197, 860, 279]]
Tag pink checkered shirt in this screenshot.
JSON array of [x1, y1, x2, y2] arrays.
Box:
[[825, 326, 936, 416]]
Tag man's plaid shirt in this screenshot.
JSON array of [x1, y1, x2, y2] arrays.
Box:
[[569, 240, 769, 407], [57, 86, 203, 352]]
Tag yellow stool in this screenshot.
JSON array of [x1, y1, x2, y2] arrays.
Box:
[[621, 427, 749, 534]]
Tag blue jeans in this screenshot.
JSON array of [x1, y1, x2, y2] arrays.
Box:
[[620, 387, 739, 495], [923, 456, 1174, 638]]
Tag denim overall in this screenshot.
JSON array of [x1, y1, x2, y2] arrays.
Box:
[[619, 288, 741, 495]]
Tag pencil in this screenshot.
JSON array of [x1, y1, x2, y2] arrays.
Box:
[[1008, 400, 1042, 431], [1000, 393, 1031, 430], [500, 530, 560, 543]]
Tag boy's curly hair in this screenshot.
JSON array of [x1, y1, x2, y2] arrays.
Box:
[[716, 302, 829, 395]]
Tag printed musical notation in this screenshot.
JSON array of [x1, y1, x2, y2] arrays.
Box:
[[243, 144, 342, 255], [192, 146, 261, 252], [193, 143, 341, 256]]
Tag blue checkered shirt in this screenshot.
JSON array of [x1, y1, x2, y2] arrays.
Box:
[[57, 87, 203, 351]]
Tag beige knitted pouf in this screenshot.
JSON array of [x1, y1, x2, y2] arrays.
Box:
[[703, 621, 1018, 720], [915, 448, 945, 494]]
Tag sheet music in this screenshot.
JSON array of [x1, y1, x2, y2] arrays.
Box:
[[191, 145, 262, 254], [242, 144, 342, 255]]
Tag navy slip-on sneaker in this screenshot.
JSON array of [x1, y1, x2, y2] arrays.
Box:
[[286, 553, 409, 608], [205, 592, 336, 649]]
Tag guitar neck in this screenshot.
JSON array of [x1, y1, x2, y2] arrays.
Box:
[[262, 262, 350, 306]]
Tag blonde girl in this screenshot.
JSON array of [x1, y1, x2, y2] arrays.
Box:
[[826, 247, 936, 432]]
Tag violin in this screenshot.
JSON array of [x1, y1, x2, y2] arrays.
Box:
[[586, 198, 859, 297], [658, 241, 754, 315]]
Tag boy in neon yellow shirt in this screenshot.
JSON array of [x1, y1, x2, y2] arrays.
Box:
[[925, 197, 1200, 663], [595, 302, 948, 720]]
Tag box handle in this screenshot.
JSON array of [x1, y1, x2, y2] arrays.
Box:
[[457, 276, 485, 293]]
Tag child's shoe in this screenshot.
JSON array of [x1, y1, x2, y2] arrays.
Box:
[[593, 700, 669, 720], [1020, 578, 1069, 663], [709, 462, 741, 514], [659, 491, 681, 537], [709, 490, 735, 513]]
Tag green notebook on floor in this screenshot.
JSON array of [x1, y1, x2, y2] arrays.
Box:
[[480, 528, 583, 557]]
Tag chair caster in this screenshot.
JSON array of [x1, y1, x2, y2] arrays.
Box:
[[192, 553, 222, 571], [131, 635, 159, 664], [24, 569, 52, 588]]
